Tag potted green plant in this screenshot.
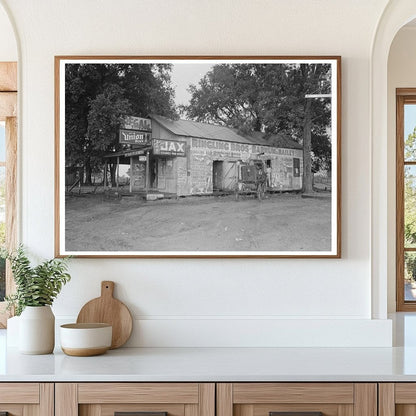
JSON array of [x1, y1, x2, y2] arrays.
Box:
[[4, 246, 71, 354]]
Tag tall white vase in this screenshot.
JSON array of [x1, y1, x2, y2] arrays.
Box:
[[19, 306, 55, 354]]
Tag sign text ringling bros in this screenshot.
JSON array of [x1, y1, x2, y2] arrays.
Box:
[[191, 138, 297, 156]]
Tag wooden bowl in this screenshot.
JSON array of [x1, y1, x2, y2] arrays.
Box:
[[60, 323, 112, 356]]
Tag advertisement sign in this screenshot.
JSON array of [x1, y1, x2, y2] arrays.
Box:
[[121, 116, 152, 132], [124, 149, 148, 157], [153, 139, 186, 157], [191, 138, 296, 156], [119, 129, 151, 145]]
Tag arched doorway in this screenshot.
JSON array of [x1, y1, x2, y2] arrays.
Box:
[[371, 1, 416, 319]]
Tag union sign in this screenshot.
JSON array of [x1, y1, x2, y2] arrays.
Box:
[[119, 129, 151, 145]]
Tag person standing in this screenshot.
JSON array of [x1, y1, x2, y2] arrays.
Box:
[[266, 165, 272, 188]]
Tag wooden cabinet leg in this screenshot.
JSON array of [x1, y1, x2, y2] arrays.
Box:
[[354, 384, 377, 416], [39, 383, 54, 416], [199, 384, 215, 416], [379, 383, 395, 416], [217, 384, 233, 416], [56, 383, 78, 416]]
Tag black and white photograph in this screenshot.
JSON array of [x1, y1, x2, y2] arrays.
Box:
[[55, 57, 341, 257]]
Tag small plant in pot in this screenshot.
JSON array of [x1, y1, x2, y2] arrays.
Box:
[[4, 246, 71, 354]]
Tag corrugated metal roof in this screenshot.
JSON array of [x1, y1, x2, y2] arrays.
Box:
[[150, 114, 303, 150], [150, 114, 254, 144]]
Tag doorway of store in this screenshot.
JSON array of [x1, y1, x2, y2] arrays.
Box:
[[150, 158, 158, 189], [213, 160, 223, 191]]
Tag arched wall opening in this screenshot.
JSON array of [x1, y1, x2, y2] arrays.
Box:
[[387, 19, 416, 313], [372, 1, 416, 320], [0, 1, 17, 61]]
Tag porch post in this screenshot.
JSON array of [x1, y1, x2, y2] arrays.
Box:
[[129, 156, 133, 193], [145, 151, 150, 193], [116, 156, 120, 191]]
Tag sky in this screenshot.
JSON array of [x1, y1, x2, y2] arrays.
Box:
[[405, 104, 416, 139], [170, 63, 214, 107]]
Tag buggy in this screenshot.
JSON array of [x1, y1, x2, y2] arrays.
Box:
[[235, 160, 267, 200]]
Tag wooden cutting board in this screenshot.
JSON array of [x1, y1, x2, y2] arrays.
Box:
[[76, 281, 133, 349]]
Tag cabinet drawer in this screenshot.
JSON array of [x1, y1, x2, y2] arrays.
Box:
[[78, 383, 200, 404], [56, 383, 215, 416], [218, 383, 376, 416], [0, 383, 53, 415], [0, 383, 39, 403]]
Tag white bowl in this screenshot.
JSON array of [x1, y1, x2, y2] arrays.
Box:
[[60, 323, 112, 356]]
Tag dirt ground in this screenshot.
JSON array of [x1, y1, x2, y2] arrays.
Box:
[[65, 193, 332, 252]]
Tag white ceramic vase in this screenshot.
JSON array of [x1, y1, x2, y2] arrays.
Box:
[[19, 306, 55, 354]]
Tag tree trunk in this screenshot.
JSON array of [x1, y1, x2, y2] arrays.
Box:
[[110, 163, 117, 187], [303, 99, 313, 193], [84, 159, 92, 186]]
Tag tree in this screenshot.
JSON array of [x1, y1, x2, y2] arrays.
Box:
[[296, 64, 331, 193], [181, 63, 332, 192], [405, 125, 416, 161], [182, 64, 288, 132], [86, 84, 132, 185], [405, 127, 416, 247], [403, 127, 416, 283], [65, 63, 177, 185], [405, 164, 416, 282]]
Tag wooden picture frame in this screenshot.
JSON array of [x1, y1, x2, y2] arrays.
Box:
[[55, 56, 341, 258], [0, 61, 17, 326], [396, 88, 416, 310]]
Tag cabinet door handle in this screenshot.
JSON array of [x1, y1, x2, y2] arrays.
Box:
[[270, 413, 323, 416], [115, 412, 168, 416]]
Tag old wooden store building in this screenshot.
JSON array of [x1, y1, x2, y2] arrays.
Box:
[[105, 115, 303, 197]]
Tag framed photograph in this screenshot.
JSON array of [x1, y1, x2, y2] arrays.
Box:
[[55, 56, 341, 258]]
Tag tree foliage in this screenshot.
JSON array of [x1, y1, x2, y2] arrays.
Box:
[[85, 84, 132, 177], [405, 127, 416, 247], [65, 63, 177, 185], [403, 127, 416, 281], [3, 246, 71, 316]]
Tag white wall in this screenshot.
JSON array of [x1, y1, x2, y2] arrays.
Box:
[[0, 0, 393, 347], [0, 3, 16, 61], [387, 26, 416, 312]]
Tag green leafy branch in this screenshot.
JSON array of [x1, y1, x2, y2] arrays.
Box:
[[2, 246, 71, 316]]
